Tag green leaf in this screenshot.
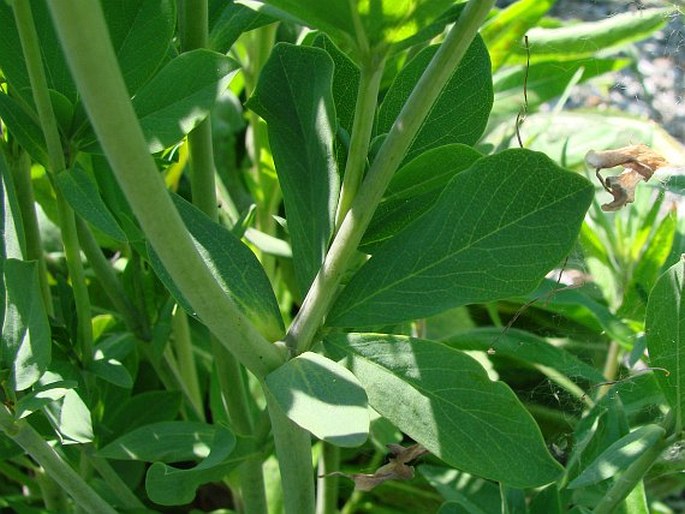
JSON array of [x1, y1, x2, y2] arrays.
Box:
[[421, 465, 501, 514], [0, 154, 26, 278], [311, 34, 359, 135], [1, 259, 51, 391], [646, 257, 685, 429], [54, 164, 127, 242], [208, 0, 274, 53], [101, 0, 176, 96], [569, 424, 665, 488], [328, 149, 593, 327], [516, 8, 668, 61], [238, 0, 457, 50], [325, 334, 563, 487], [98, 421, 221, 462], [444, 327, 605, 384], [265, 351, 368, 447], [247, 43, 339, 294], [45, 389, 94, 444], [501, 485, 526, 514], [481, 0, 555, 71], [148, 193, 284, 341], [620, 210, 677, 321], [103, 391, 182, 445], [14, 380, 77, 419], [0, 94, 49, 167], [130, 49, 239, 153], [376, 36, 492, 165], [145, 426, 238, 506], [529, 485, 562, 514], [361, 144, 482, 252], [492, 58, 630, 116]]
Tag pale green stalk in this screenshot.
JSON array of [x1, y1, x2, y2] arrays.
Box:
[[335, 55, 386, 228], [12, 0, 93, 362], [0, 406, 116, 514], [171, 306, 205, 421], [286, 0, 497, 353], [179, 4, 269, 512], [316, 442, 341, 514], [85, 450, 146, 511], [47, 0, 284, 378], [266, 390, 315, 514]]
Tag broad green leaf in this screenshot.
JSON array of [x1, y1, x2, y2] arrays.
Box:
[[311, 34, 360, 135], [511, 8, 668, 62], [438, 502, 472, 514], [88, 357, 133, 389], [328, 149, 593, 327], [131, 49, 239, 153], [14, 380, 77, 419], [145, 426, 238, 505], [0, 156, 26, 323], [420, 465, 504, 514], [444, 328, 605, 384], [620, 210, 677, 321], [391, 3, 467, 54], [1, 259, 51, 391], [265, 351, 368, 447], [646, 258, 685, 428], [45, 389, 94, 444], [54, 164, 127, 242], [361, 144, 482, 252], [325, 334, 563, 487], [101, 0, 176, 96], [149, 193, 284, 341], [0, 95, 49, 167], [377, 36, 493, 165], [569, 424, 665, 488], [247, 43, 339, 294], [98, 421, 221, 462], [208, 0, 274, 53], [492, 58, 630, 116], [482, 0, 555, 70]]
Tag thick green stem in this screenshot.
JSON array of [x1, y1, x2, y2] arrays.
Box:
[[6, 150, 53, 315], [286, 0, 497, 353], [335, 57, 386, 228], [266, 390, 315, 514], [47, 0, 284, 378], [13, 0, 93, 362], [0, 406, 116, 514], [316, 442, 341, 514]]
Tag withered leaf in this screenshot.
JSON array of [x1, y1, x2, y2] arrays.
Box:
[[585, 144, 667, 211], [322, 443, 428, 492]]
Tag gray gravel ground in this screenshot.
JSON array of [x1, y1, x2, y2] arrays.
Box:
[[528, 0, 685, 142]]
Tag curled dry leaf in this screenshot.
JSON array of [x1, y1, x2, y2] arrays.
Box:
[[322, 443, 428, 492], [585, 144, 667, 211]]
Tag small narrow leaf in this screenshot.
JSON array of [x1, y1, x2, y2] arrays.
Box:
[[265, 352, 368, 447], [1, 259, 51, 391], [45, 389, 93, 444], [0, 95, 49, 167], [325, 334, 563, 487], [328, 149, 593, 327], [149, 193, 284, 341], [14, 380, 77, 419], [208, 0, 274, 53], [568, 424, 665, 488], [54, 164, 127, 242], [377, 36, 493, 165], [646, 257, 685, 428], [247, 43, 339, 294]]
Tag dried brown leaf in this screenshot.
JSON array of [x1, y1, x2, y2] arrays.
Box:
[[585, 144, 667, 210], [320, 444, 428, 492]]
